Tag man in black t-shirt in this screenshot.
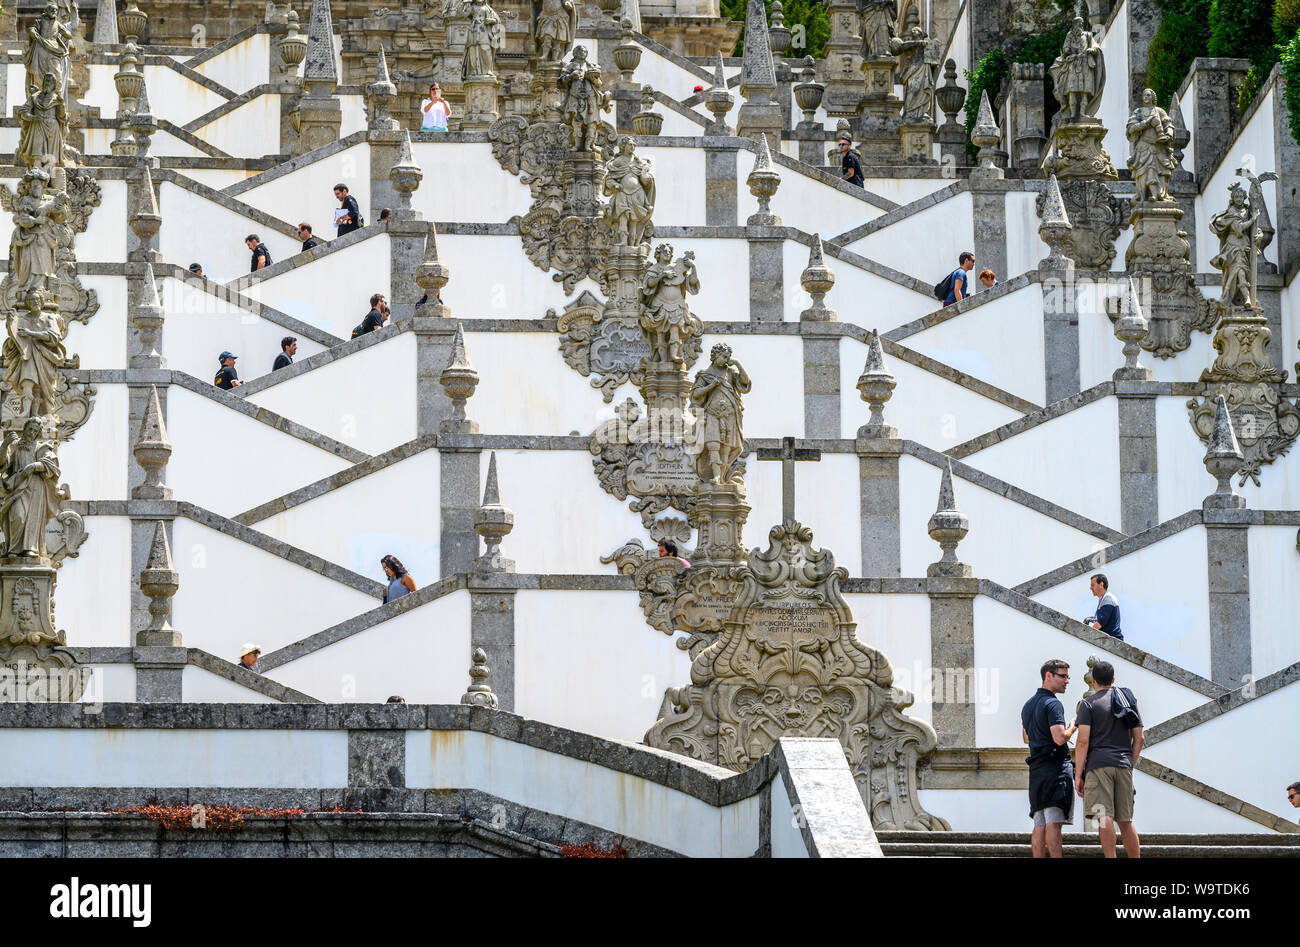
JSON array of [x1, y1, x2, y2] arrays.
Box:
[[837, 138, 864, 187], [245, 234, 271, 272], [353, 293, 388, 338], [1021, 658, 1078, 858], [214, 351, 242, 390], [298, 223, 321, 252], [334, 184, 362, 236], [1075, 660, 1143, 858]]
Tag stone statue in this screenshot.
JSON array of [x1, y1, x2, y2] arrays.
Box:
[[1209, 183, 1262, 310], [16, 74, 65, 171], [559, 45, 610, 152], [6, 170, 68, 298], [3, 291, 66, 419], [0, 417, 61, 559], [462, 0, 504, 79], [1126, 88, 1176, 202], [891, 27, 935, 122], [1049, 17, 1105, 123], [691, 343, 750, 483], [861, 0, 897, 59], [24, 2, 70, 96], [602, 136, 655, 247], [640, 244, 700, 365], [535, 0, 576, 63]]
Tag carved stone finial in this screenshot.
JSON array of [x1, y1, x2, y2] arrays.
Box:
[[117, 0, 146, 44], [439, 324, 479, 432], [460, 647, 499, 708], [128, 163, 161, 249], [927, 459, 971, 577], [302, 0, 338, 91], [768, 0, 792, 56], [1038, 174, 1073, 269], [631, 85, 664, 136], [857, 329, 897, 436], [740, 0, 776, 96], [1203, 394, 1246, 509], [130, 74, 156, 156], [94, 0, 120, 44], [1113, 276, 1150, 380], [416, 224, 451, 305], [133, 384, 172, 499], [138, 520, 180, 645], [474, 452, 516, 573], [1168, 93, 1190, 178], [130, 261, 164, 367], [799, 233, 836, 321], [390, 131, 423, 213], [970, 90, 1002, 181], [745, 134, 781, 226], [367, 45, 399, 131], [612, 17, 642, 83], [704, 51, 734, 133], [792, 56, 825, 126]]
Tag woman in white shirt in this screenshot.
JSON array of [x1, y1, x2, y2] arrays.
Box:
[[421, 83, 452, 131]]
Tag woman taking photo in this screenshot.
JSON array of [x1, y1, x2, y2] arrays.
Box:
[[420, 83, 452, 131]]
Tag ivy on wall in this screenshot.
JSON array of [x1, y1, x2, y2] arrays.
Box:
[[1281, 31, 1300, 145], [961, 25, 1067, 162]]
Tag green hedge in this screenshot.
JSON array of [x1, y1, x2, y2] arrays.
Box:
[[1147, 0, 1214, 105], [724, 0, 829, 59], [1281, 30, 1300, 146]]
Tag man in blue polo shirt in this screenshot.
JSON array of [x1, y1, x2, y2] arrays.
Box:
[[943, 251, 974, 306], [1088, 573, 1123, 640]]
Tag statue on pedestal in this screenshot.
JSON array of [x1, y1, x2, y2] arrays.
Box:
[[861, 0, 897, 59], [691, 343, 750, 483], [15, 74, 65, 172], [1050, 17, 1104, 123], [603, 136, 655, 247], [3, 290, 66, 419], [1126, 89, 1176, 203], [1209, 183, 1262, 310], [891, 26, 934, 122], [461, 0, 503, 78], [535, 0, 576, 63], [559, 45, 610, 152], [24, 2, 70, 95], [0, 418, 61, 559], [640, 245, 700, 366], [7, 170, 68, 298]]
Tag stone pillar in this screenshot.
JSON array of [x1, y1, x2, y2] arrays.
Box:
[[1200, 394, 1251, 688], [970, 190, 1007, 287], [704, 145, 737, 226], [926, 462, 977, 747], [1003, 63, 1048, 171], [387, 133, 425, 323], [856, 330, 901, 576], [736, 0, 781, 144], [135, 521, 184, 701], [469, 453, 516, 710], [298, 0, 343, 153], [1186, 58, 1252, 183], [821, 0, 863, 117], [1038, 176, 1080, 404], [1127, 0, 1159, 110], [439, 326, 482, 578], [800, 235, 840, 437], [966, 0, 1005, 72], [747, 134, 783, 322], [1273, 77, 1300, 280], [1115, 386, 1158, 534]]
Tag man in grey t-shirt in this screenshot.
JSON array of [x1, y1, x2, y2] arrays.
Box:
[[1075, 660, 1143, 858]]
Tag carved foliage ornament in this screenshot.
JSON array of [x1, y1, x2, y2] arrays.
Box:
[[645, 521, 950, 831], [555, 290, 650, 401], [1035, 178, 1123, 269]]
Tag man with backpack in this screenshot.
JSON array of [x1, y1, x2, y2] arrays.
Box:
[[351, 293, 388, 339], [935, 251, 975, 306], [1075, 660, 1143, 858], [1021, 659, 1078, 858]]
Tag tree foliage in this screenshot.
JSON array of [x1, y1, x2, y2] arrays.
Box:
[[724, 0, 829, 59], [961, 24, 1067, 162], [1146, 0, 1213, 106]]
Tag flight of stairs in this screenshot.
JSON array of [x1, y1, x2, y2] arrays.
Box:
[[876, 832, 1300, 857]]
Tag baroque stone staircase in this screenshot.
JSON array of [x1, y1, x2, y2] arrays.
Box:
[[876, 832, 1300, 857]]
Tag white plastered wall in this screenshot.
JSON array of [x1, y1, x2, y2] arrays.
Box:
[[233, 142, 372, 232], [697, 333, 803, 437], [439, 233, 599, 317], [786, 242, 934, 331], [172, 517, 377, 659], [166, 385, 352, 516], [138, 63, 232, 127], [1031, 523, 1212, 680], [1197, 90, 1277, 273], [840, 336, 1023, 448], [640, 146, 706, 226], [513, 589, 692, 744], [737, 147, 881, 238], [1005, 189, 1042, 279], [244, 331, 418, 456], [410, 142, 532, 222], [1247, 526, 1300, 679], [59, 382, 128, 501], [972, 594, 1209, 747], [64, 275, 128, 370], [861, 178, 957, 206], [898, 453, 1107, 587], [158, 181, 301, 285], [182, 666, 279, 702], [961, 395, 1122, 529], [74, 178, 127, 264], [239, 235, 392, 338], [847, 190, 973, 281], [1094, 0, 1129, 165], [190, 33, 271, 93], [56, 516, 132, 647], [843, 592, 933, 723], [252, 450, 441, 584], [191, 94, 281, 157], [265, 590, 471, 703], [902, 280, 1047, 406], [1077, 283, 1216, 389]]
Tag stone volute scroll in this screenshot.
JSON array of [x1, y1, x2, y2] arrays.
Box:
[[644, 520, 950, 831], [1187, 173, 1300, 485]]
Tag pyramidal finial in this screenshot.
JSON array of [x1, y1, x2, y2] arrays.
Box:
[[139, 261, 161, 308], [807, 232, 825, 269], [137, 382, 169, 446], [446, 323, 473, 371], [1169, 93, 1187, 133], [482, 450, 502, 506], [754, 131, 773, 170], [303, 0, 339, 85], [135, 73, 151, 115], [1207, 394, 1243, 460], [145, 519, 174, 571], [137, 162, 159, 217], [740, 0, 776, 94], [975, 89, 997, 136], [1122, 275, 1143, 321], [865, 328, 887, 373], [94, 0, 120, 44], [396, 129, 418, 168], [375, 44, 391, 85], [936, 458, 958, 512], [1041, 174, 1069, 226], [714, 51, 726, 90]]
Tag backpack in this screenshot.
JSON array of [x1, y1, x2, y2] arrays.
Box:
[[351, 322, 365, 339], [933, 270, 955, 300], [1109, 686, 1141, 729]]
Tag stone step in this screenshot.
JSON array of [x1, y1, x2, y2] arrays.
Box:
[[876, 832, 1300, 858]]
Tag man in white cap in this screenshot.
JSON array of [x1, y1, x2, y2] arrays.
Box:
[[238, 644, 261, 671]]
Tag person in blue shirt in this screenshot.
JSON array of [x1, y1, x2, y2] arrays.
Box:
[[943, 251, 974, 306], [1088, 573, 1123, 640]]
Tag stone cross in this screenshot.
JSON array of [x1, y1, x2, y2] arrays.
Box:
[[756, 436, 821, 523]]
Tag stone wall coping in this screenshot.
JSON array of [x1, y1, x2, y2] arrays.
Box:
[[223, 131, 371, 198], [154, 167, 300, 239], [227, 222, 387, 291], [155, 120, 235, 159], [949, 381, 1115, 458], [772, 737, 882, 857], [1145, 660, 1300, 749], [180, 83, 276, 135], [231, 316, 406, 398]]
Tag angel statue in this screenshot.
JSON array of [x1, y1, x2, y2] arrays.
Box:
[[462, 0, 504, 79], [1209, 182, 1262, 310], [535, 0, 576, 63]]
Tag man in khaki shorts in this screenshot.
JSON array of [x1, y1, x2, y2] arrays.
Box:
[[1074, 660, 1143, 857]]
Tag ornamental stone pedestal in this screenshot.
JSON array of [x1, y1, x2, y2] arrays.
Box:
[[856, 58, 902, 164], [1126, 200, 1215, 357], [461, 72, 501, 131]]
